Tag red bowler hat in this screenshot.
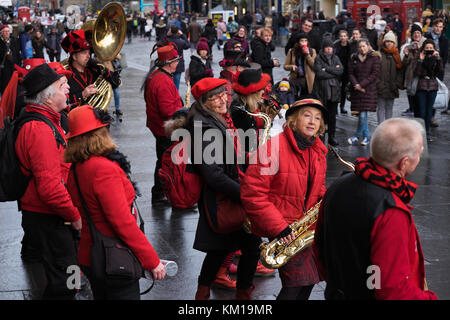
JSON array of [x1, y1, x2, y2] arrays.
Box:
[[14, 58, 46, 76], [48, 62, 73, 78], [67, 105, 109, 139], [232, 68, 271, 95], [157, 44, 181, 65], [61, 29, 92, 54], [191, 78, 228, 100]]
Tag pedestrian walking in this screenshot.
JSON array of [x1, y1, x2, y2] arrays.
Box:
[[347, 39, 381, 146], [188, 16, 202, 53], [315, 118, 438, 300], [45, 27, 62, 62], [32, 30, 45, 59], [165, 24, 190, 91], [241, 98, 328, 300], [65, 105, 166, 300], [376, 31, 403, 124], [313, 38, 343, 146]]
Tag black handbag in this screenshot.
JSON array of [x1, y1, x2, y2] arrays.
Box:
[[72, 164, 145, 288]]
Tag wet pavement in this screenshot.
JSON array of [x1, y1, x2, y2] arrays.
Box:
[[0, 36, 449, 300]]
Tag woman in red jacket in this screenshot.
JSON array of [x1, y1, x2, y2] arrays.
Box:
[[241, 98, 328, 300], [64, 105, 166, 300]]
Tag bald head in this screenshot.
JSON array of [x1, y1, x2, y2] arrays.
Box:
[[370, 118, 424, 170]]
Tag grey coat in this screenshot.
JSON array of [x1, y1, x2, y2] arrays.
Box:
[[313, 50, 343, 103]]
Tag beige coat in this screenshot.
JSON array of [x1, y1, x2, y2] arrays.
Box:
[[284, 47, 316, 94]]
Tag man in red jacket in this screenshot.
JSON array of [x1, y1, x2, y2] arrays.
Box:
[[314, 118, 438, 300], [144, 44, 183, 206], [15, 63, 81, 299]]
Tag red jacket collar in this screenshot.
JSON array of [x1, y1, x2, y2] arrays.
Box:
[[25, 104, 62, 124], [283, 125, 328, 156]]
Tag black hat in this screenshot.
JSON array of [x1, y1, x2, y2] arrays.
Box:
[[410, 24, 423, 35], [22, 63, 63, 97], [322, 37, 334, 49], [285, 98, 328, 119], [231, 68, 271, 95]]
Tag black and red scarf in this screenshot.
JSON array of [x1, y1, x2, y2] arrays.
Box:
[[354, 157, 417, 204], [220, 112, 244, 179]]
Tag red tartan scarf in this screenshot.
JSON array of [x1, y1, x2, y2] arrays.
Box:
[[354, 157, 417, 204]]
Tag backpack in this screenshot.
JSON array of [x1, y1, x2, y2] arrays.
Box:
[[0, 112, 66, 202], [158, 139, 203, 209]]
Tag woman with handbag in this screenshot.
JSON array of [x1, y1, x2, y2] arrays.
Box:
[[414, 39, 444, 142], [186, 78, 261, 300], [241, 98, 328, 300], [65, 105, 166, 300]]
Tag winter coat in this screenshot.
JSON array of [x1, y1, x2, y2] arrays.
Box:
[[313, 50, 343, 103], [186, 103, 246, 251], [401, 38, 426, 90], [333, 41, 351, 81], [67, 156, 160, 271], [377, 49, 403, 99], [348, 50, 381, 111], [15, 105, 80, 222], [144, 69, 183, 137], [225, 35, 250, 56], [188, 53, 212, 86], [414, 56, 444, 92], [424, 31, 449, 75], [202, 24, 217, 49], [273, 86, 295, 106], [165, 33, 190, 73], [187, 21, 202, 43], [250, 37, 276, 81], [241, 125, 327, 238], [284, 46, 316, 94]]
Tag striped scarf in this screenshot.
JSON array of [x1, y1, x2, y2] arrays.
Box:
[[354, 157, 417, 203]]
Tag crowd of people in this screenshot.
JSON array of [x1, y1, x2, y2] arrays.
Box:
[[0, 4, 447, 301]]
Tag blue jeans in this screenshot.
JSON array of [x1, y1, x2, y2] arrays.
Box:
[[355, 111, 370, 139], [113, 87, 120, 111], [173, 72, 181, 91], [416, 90, 437, 136]]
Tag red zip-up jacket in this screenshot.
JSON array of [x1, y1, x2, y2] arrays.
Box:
[[15, 105, 80, 222]]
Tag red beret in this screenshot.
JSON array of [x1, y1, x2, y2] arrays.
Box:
[[191, 78, 228, 100]]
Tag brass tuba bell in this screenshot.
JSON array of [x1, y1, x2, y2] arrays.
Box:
[[63, 2, 126, 111]]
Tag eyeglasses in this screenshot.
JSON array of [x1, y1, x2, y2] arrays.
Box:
[[233, 45, 242, 49], [207, 92, 227, 103]]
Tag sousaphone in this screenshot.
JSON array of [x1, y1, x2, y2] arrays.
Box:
[[64, 2, 126, 110]]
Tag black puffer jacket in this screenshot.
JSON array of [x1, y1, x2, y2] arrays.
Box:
[[250, 37, 275, 80], [188, 53, 212, 86]]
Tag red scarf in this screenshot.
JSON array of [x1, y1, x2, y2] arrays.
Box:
[[220, 112, 244, 179], [354, 157, 417, 204]]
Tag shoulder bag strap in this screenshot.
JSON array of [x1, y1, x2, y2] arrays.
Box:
[[71, 164, 101, 243]]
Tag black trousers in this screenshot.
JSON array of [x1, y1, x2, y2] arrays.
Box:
[[21, 210, 78, 300], [81, 266, 140, 300], [326, 101, 338, 138], [152, 135, 173, 199], [198, 231, 261, 289]]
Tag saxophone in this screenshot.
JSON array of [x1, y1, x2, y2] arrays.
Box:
[[259, 145, 355, 269]]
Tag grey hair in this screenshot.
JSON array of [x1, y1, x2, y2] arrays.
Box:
[[24, 84, 55, 105], [370, 118, 425, 169]]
